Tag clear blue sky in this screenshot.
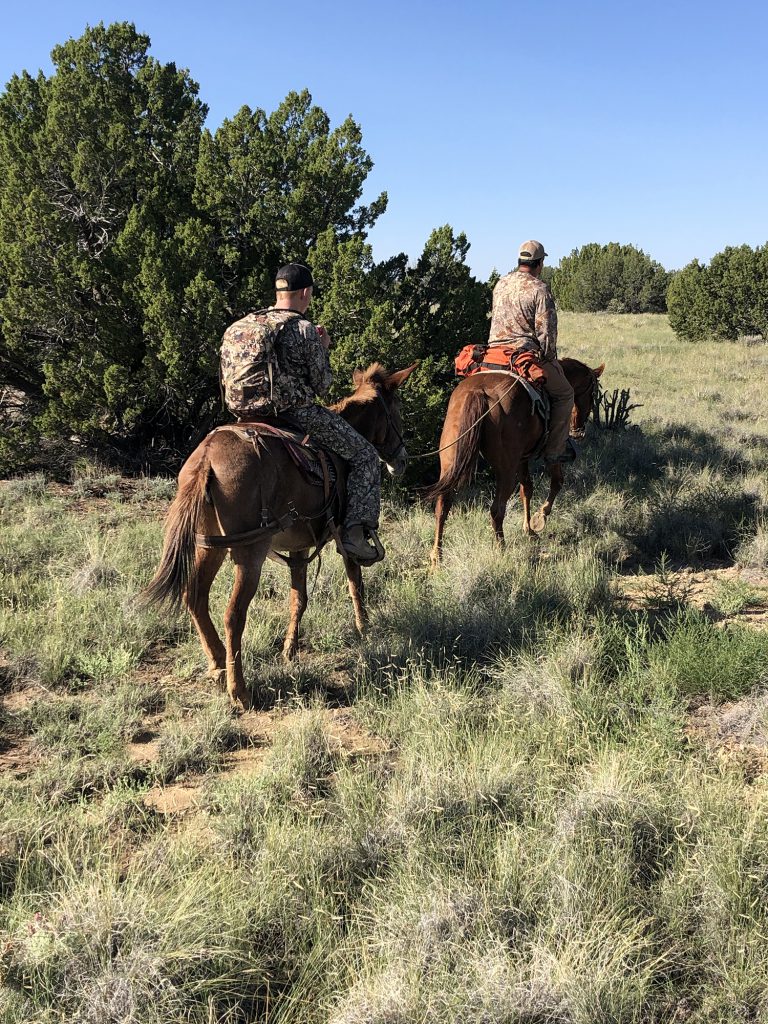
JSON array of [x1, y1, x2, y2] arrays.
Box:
[[2, 0, 766, 279]]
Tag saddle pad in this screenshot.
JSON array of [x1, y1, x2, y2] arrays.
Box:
[[214, 422, 331, 486]]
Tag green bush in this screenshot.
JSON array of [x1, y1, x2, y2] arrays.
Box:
[[668, 244, 768, 342], [0, 23, 385, 471], [0, 24, 492, 477], [552, 242, 670, 313]]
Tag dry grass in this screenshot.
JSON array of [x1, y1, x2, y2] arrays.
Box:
[[2, 316, 768, 1022]]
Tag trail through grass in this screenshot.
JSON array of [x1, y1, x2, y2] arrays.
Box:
[[2, 315, 768, 1023]]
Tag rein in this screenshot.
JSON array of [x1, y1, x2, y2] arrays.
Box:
[[405, 364, 598, 462], [374, 390, 407, 464], [408, 378, 520, 460]]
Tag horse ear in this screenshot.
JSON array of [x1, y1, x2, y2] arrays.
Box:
[[592, 362, 606, 378], [384, 362, 419, 390], [352, 367, 366, 387]]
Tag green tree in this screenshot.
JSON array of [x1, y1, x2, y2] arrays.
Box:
[[0, 26, 387, 470], [192, 91, 386, 320], [668, 245, 768, 342], [552, 242, 670, 313], [312, 225, 492, 476], [667, 260, 713, 341], [0, 22, 208, 463]]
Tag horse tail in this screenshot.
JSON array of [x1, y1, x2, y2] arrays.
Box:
[[142, 446, 212, 611], [423, 388, 488, 503]]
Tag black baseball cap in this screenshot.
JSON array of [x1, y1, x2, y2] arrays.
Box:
[[275, 263, 314, 291]]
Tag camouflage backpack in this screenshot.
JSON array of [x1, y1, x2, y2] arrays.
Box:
[[219, 308, 303, 417]]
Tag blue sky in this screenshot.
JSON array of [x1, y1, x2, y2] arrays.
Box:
[[2, 0, 766, 279]]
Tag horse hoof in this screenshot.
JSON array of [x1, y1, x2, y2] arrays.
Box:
[[229, 687, 252, 712], [207, 668, 227, 691], [530, 510, 547, 534]]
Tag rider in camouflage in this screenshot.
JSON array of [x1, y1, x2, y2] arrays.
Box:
[[220, 263, 384, 565], [488, 240, 576, 463]]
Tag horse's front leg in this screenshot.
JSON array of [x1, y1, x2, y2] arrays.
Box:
[[224, 540, 271, 710], [430, 492, 453, 569], [345, 559, 367, 634], [186, 546, 227, 690], [530, 463, 565, 534], [519, 461, 534, 536], [282, 550, 309, 662]]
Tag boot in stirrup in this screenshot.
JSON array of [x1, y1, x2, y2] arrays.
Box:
[[339, 523, 385, 565]]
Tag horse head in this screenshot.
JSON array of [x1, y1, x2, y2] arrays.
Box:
[[569, 361, 605, 440], [334, 362, 419, 478]]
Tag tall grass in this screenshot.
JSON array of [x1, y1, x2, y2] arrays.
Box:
[[2, 316, 768, 1022]]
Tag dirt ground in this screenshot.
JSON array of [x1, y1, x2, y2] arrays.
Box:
[[616, 564, 768, 628]]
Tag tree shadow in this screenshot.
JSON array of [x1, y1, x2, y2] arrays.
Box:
[[541, 422, 762, 568]]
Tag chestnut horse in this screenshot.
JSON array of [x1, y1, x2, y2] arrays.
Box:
[[427, 357, 604, 566], [144, 362, 417, 708]]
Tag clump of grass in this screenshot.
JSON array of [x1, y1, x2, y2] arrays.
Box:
[[20, 683, 162, 757], [648, 610, 768, 701], [152, 696, 243, 783], [642, 464, 754, 562], [130, 476, 177, 503], [206, 705, 343, 856], [70, 459, 123, 498], [0, 474, 47, 508], [710, 576, 764, 616], [737, 516, 768, 570]]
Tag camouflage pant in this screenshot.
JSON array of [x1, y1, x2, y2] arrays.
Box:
[[541, 359, 575, 458], [290, 405, 380, 528]]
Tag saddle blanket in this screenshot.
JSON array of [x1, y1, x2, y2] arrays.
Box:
[[213, 421, 335, 488]]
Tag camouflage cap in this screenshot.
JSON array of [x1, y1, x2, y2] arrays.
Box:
[[518, 240, 547, 261], [275, 263, 314, 291]]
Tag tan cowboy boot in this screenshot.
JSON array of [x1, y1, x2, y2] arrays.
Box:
[[340, 524, 385, 565]]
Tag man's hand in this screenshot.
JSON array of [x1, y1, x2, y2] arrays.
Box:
[[316, 325, 331, 350]]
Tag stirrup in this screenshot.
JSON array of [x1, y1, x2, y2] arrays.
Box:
[[338, 525, 385, 565], [545, 438, 580, 465]]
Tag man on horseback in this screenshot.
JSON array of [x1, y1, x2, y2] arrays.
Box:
[[219, 263, 384, 564], [488, 240, 576, 464]]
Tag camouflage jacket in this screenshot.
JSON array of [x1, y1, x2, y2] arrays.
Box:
[[488, 270, 558, 360], [220, 307, 332, 416]]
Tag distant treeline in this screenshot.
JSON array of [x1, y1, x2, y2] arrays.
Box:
[[0, 22, 765, 473]]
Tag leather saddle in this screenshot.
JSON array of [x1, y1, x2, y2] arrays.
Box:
[[214, 418, 338, 490]]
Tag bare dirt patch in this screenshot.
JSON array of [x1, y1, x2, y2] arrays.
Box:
[[0, 678, 49, 777], [617, 565, 768, 627], [687, 693, 768, 779], [0, 736, 39, 776], [138, 705, 389, 816]]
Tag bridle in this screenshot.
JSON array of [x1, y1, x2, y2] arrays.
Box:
[[374, 389, 408, 464]]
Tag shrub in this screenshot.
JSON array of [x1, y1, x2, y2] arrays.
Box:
[[552, 243, 670, 313], [668, 244, 768, 342]]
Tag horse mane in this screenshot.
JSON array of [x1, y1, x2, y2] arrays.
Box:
[[330, 363, 390, 413]]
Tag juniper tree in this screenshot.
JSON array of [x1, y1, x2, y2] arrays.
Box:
[[0, 25, 387, 468], [552, 242, 670, 313]]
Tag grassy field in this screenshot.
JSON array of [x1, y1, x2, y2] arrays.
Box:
[[2, 314, 768, 1023]]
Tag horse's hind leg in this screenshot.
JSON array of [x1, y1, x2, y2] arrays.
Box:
[[490, 478, 515, 546], [282, 550, 309, 662], [430, 492, 453, 569], [531, 463, 565, 534], [224, 540, 271, 710], [519, 461, 534, 537], [186, 546, 227, 690]]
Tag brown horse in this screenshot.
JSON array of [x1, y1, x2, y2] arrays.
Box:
[[143, 362, 417, 708], [427, 357, 604, 566]]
